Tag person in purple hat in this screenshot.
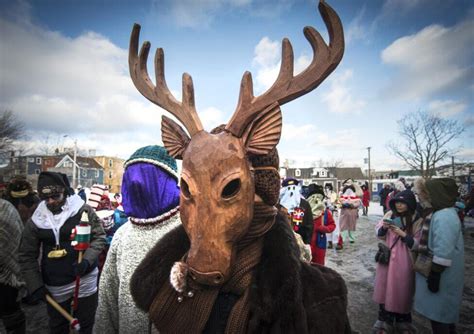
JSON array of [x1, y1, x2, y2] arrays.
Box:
[[95, 145, 181, 334]]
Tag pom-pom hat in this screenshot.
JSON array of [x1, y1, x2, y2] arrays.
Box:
[[124, 145, 178, 179]]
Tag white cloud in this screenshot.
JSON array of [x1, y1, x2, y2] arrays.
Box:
[[321, 69, 366, 114], [457, 148, 474, 160], [252, 37, 311, 94], [312, 129, 361, 150], [427, 99, 467, 117], [199, 106, 226, 131], [381, 19, 474, 100], [346, 7, 368, 44], [150, 0, 293, 29], [0, 15, 170, 158], [281, 123, 315, 141]]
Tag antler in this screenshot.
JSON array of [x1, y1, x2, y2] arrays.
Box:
[[129, 24, 203, 136], [225, 0, 344, 137]]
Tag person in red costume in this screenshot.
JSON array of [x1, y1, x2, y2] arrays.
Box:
[[306, 184, 336, 265]]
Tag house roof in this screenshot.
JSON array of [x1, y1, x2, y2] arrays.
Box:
[[284, 167, 365, 180], [327, 167, 365, 180], [55, 154, 103, 169], [75, 156, 103, 169]]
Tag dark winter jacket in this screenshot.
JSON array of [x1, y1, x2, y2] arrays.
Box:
[[379, 187, 391, 207], [297, 198, 314, 244], [19, 204, 106, 293], [131, 212, 351, 333], [4, 193, 40, 225]]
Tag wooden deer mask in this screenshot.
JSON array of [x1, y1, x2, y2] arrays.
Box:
[[129, 0, 344, 286]]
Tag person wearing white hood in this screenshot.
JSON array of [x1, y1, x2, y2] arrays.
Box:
[[338, 179, 362, 245], [279, 178, 313, 246], [19, 172, 106, 334]]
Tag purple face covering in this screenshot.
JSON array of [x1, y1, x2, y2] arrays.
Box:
[[121, 162, 180, 219]]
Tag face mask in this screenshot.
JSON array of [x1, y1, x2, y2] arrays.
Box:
[[44, 193, 66, 214]]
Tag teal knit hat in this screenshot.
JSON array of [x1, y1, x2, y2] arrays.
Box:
[[124, 145, 178, 179]]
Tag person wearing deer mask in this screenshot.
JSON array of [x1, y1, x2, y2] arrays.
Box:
[[131, 145, 351, 333], [128, 1, 350, 331], [94, 145, 181, 334], [18, 172, 106, 334]]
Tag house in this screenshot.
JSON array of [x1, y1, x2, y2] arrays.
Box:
[[93, 156, 125, 194], [0, 153, 60, 186], [280, 166, 365, 190], [0, 151, 105, 190], [49, 155, 104, 189]]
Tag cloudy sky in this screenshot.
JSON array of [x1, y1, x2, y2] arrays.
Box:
[[0, 0, 473, 172]]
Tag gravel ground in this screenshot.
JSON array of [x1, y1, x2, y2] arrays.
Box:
[[2, 202, 473, 334]]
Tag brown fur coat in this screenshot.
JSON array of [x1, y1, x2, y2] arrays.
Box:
[[131, 212, 352, 333]]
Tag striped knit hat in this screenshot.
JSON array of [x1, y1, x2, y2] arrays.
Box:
[[87, 184, 108, 209], [124, 145, 178, 180]]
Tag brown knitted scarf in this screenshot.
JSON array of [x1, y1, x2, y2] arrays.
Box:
[[418, 210, 433, 255], [149, 202, 277, 333]]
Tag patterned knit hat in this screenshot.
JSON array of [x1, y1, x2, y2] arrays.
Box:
[[87, 184, 108, 209], [7, 175, 33, 198], [124, 145, 178, 180], [37, 171, 74, 197], [249, 148, 280, 206]]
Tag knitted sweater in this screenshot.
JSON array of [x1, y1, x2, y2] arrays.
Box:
[[0, 199, 25, 289], [94, 214, 181, 334]]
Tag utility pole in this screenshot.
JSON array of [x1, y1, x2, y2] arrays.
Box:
[[72, 139, 77, 189], [367, 147, 372, 197], [451, 156, 455, 177]]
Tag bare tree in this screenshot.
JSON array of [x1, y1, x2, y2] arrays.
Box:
[[312, 158, 344, 168], [0, 110, 24, 155], [388, 110, 464, 178]]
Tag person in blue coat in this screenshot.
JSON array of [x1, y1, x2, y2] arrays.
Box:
[[413, 178, 464, 333]]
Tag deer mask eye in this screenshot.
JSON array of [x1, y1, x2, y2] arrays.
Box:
[[221, 179, 241, 199], [181, 179, 191, 199]]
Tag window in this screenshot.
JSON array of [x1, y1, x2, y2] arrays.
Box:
[[95, 170, 100, 178], [35, 169, 40, 174], [14, 169, 20, 175], [320, 170, 327, 177], [64, 161, 72, 168], [108, 171, 113, 179], [12, 158, 18, 163], [295, 169, 301, 177], [108, 159, 113, 167], [82, 169, 87, 177], [28, 157, 34, 163], [36, 157, 42, 164]]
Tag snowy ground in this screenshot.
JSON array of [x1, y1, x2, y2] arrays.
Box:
[[2, 202, 473, 333]]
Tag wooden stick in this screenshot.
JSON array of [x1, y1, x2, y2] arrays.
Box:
[[72, 251, 83, 311], [46, 294, 74, 321]]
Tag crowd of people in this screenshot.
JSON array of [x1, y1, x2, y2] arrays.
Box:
[[372, 177, 466, 334], [0, 153, 469, 333]]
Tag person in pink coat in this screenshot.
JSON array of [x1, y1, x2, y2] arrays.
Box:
[[372, 190, 423, 334]]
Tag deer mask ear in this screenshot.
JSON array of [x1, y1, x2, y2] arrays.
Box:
[[243, 103, 282, 155], [161, 115, 191, 159]]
